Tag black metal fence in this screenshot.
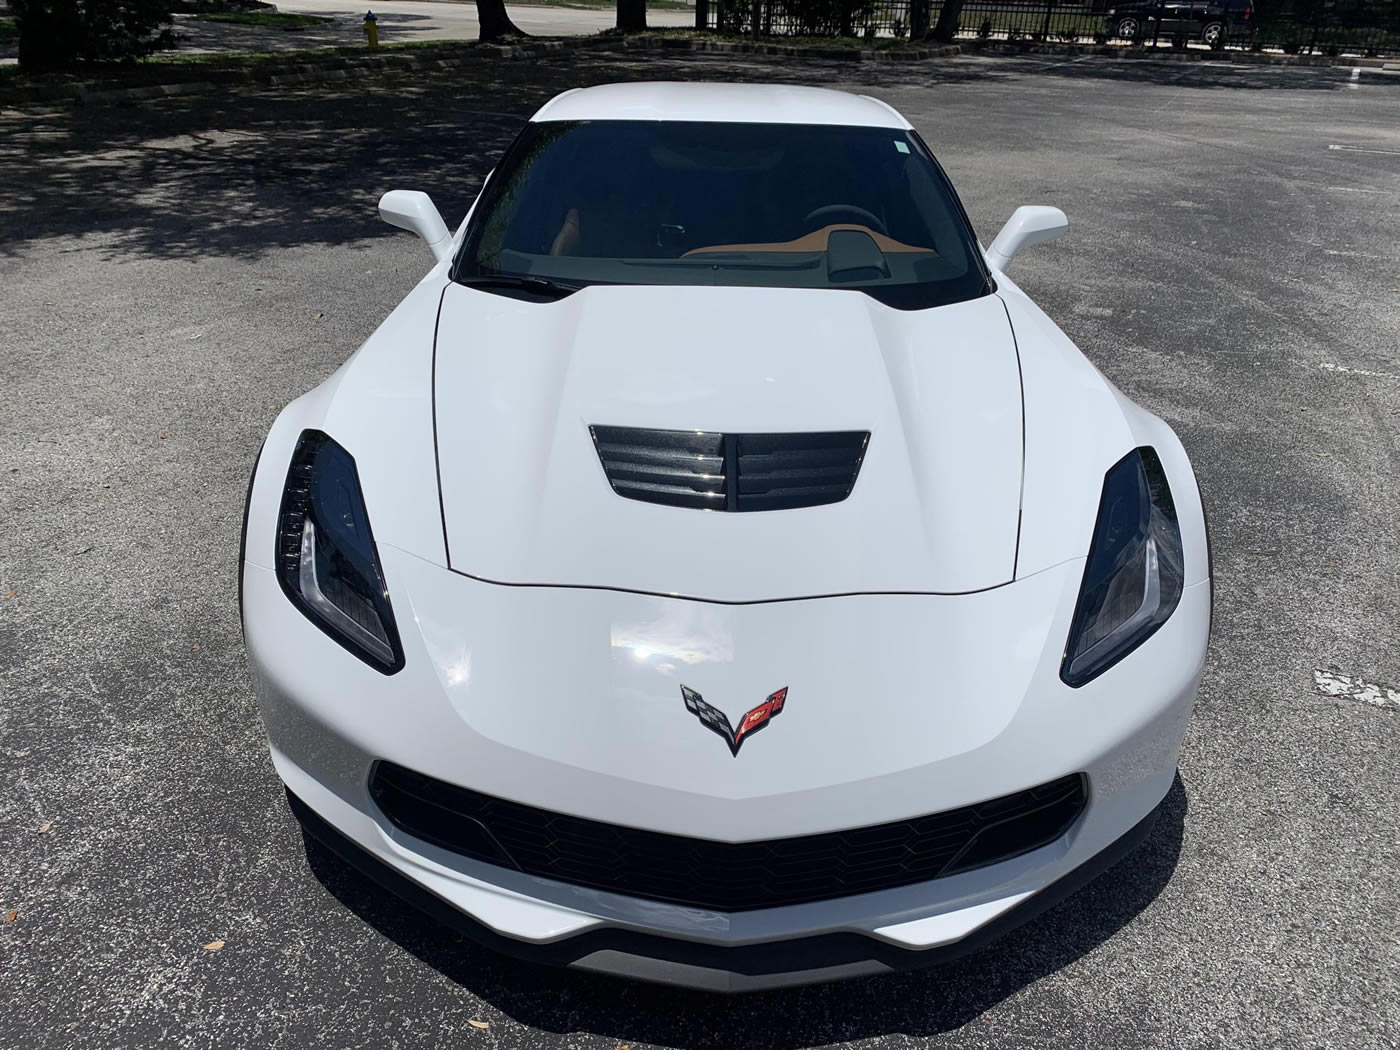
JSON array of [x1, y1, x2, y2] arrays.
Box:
[[698, 0, 1400, 57]]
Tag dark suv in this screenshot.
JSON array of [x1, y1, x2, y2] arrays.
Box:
[[1103, 0, 1254, 45]]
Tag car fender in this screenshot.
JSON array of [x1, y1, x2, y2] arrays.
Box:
[[244, 274, 451, 573]]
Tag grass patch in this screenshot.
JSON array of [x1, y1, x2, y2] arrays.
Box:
[[146, 38, 474, 67], [0, 17, 19, 44], [192, 11, 335, 28]]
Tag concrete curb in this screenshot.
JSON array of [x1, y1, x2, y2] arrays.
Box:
[[966, 40, 1342, 65], [619, 35, 961, 62]]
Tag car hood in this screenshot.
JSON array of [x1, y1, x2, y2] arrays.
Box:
[[433, 283, 1023, 601]]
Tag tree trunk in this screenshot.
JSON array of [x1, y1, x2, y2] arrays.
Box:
[[617, 0, 647, 33], [930, 0, 965, 41], [475, 0, 523, 41], [909, 0, 931, 39]]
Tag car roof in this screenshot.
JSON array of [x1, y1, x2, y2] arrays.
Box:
[[529, 82, 912, 129]]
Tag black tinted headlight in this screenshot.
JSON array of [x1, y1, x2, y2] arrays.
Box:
[[276, 430, 404, 674], [1061, 447, 1184, 687]]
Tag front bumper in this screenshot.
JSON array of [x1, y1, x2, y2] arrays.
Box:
[[245, 545, 1208, 991], [287, 779, 1170, 991]]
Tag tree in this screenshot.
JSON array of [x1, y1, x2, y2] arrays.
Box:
[[909, 0, 930, 38], [474, 0, 523, 41], [12, 0, 175, 71], [616, 0, 646, 33], [930, 0, 965, 41]]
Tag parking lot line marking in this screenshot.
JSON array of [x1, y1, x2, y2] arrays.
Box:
[[1314, 669, 1400, 710], [1349, 67, 1361, 89], [1328, 143, 1400, 156], [1320, 361, 1400, 381]]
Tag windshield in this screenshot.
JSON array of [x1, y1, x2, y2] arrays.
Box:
[[454, 120, 991, 310]]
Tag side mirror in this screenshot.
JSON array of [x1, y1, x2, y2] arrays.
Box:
[[379, 190, 453, 263], [985, 206, 1068, 274]]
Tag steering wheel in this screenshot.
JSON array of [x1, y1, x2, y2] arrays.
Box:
[[803, 204, 888, 236]]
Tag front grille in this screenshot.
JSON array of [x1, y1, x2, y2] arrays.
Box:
[[590, 425, 869, 512], [370, 763, 1087, 912]]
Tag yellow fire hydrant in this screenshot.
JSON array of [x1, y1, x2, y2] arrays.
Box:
[[362, 10, 379, 47]]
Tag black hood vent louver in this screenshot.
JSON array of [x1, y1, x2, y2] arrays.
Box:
[[590, 426, 870, 512]]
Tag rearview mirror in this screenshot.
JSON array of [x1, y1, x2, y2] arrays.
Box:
[[379, 190, 453, 263], [985, 206, 1068, 274]]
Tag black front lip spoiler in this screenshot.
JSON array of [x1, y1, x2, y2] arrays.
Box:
[[287, 785, 1168, 992]]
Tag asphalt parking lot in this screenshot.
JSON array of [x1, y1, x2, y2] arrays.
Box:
[[2, 49, 1398, 1050]]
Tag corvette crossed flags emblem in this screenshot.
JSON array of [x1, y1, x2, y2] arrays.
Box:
[[680, 685, 788, 757]]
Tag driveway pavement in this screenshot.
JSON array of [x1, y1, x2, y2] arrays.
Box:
[[1, 49, 1398, 1050]]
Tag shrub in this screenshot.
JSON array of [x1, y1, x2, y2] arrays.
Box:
[[1093, 30, 1107, 43], [715, 0, 749, 32], [892, 15, 906, 37], [1170, 28, 1187, 48], [774, 0, 874, 36], [1058, 28, 1077, 42], [977, 18, 992, 39], [12, 0, 175, 69], [1321, 42, 1339, 56]]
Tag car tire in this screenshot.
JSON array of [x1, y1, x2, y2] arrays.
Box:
[[1115, 16, 1140, 38], [1201, 20, 1223, 44]]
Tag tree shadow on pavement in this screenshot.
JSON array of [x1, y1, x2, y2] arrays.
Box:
[[300, 774, 1188, 1047], [0, 49, 1368, 265], [171, 11, 445, 53]]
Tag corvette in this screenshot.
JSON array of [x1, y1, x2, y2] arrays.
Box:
[[240, 82, 1212, 992]]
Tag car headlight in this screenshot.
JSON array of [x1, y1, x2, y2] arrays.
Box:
[[276, 430, 404, 674], [1061, 447, 1184, 687]]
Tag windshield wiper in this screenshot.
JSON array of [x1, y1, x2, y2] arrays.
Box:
[[457, 273, 583, 300]]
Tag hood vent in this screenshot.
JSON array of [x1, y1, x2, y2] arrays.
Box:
[[590, 426, 869, 512]]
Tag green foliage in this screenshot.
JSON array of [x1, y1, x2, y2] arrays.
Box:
[[12, 0, 175, 70], [776, 0, 876, 36], [711, 0, 873, 36]]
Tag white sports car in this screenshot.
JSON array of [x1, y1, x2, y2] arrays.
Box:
[[241, 82, 1212, 992]]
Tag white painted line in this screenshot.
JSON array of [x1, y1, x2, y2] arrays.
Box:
[[1320, 361, 1400, 381], [1348, 66, 1360, 89], [1314, 669, 1400, 710], [1328, 143, 1400, 156]]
